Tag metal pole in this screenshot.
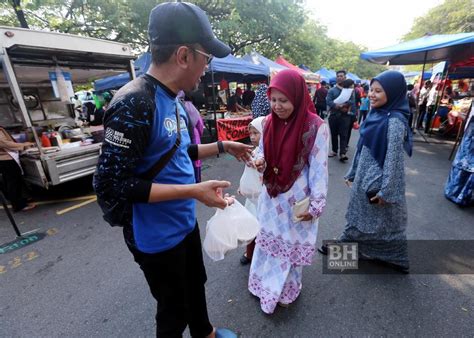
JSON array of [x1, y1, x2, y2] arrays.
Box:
[[210, 64, 218, 142], [1, 48, 44, 155], [413, 51, 429, 143], [129, 59, 136, 80], [0, 190, 22, 237]]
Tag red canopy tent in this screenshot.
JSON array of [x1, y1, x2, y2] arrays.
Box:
[[275, 55, 319, 83]]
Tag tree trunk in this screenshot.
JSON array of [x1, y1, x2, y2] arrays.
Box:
[[11, 0, 29, 29]]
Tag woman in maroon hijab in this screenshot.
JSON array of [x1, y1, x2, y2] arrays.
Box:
[[248, 70, 329, 314]]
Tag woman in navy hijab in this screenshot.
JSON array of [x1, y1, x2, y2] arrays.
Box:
[[320, 70, 413, 273]]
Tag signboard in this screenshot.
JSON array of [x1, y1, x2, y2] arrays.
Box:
[[217, 116, 252, 141], [48, 71, 74, 100]]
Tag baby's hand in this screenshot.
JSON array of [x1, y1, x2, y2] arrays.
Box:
[[245, 160, 256, 169], [255, 158, 266, 173], [224, 193, 235, 206]]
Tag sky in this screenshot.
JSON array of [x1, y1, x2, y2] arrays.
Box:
[[306, 0, 444, 50]]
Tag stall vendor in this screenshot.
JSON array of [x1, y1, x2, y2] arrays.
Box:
[[0, 127, 36, 212]]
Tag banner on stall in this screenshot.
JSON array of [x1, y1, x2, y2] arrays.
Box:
[[217, 116, 252, 141]]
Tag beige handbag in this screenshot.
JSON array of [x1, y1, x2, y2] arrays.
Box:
[[292, 196, 310, 223]]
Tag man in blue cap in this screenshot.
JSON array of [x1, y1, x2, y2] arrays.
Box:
[[94, 2, 249, 337]]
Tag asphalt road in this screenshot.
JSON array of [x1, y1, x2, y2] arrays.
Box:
[[1, 131, 473, 337]]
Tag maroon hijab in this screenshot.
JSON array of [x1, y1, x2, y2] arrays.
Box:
[[263, 69, 323, 198]]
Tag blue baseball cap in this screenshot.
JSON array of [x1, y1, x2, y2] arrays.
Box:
[[148, 2, 231, 58]]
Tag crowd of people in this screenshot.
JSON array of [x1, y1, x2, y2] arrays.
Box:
[[90, 2, 419, 337]]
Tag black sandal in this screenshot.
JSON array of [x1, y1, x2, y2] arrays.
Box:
[[240, 253, 251, 265]]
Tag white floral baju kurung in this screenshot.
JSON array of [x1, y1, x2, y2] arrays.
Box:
[[248, 123, 329, 314]]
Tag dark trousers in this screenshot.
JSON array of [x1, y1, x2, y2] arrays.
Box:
[[126, 224, 213, 338], [328, 113, 352, 155], [416, 103, 427, 129], [0, 160, 27, 212], [316, 105, 326, 118], [424, 105, 436, 133], [347, 114, 357, 145], [358, 110, 368, 124]]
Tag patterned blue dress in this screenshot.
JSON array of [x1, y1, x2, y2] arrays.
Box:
[[445, 115, 474, 206], [341, 118, 409, 269]]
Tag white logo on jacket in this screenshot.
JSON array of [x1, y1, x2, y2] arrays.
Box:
[[105, 127, 132, 148]]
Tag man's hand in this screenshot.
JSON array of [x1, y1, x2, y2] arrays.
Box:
[[255, 158, 266, 173], [344, 179, 353, 188], [223, 141, 253, 162], [194, 180, 231, 209]]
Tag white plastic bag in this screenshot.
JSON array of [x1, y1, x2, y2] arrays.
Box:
[[244, 198, 257, 217], [239, 165, 262, 201], [203, 199, 260, 261]]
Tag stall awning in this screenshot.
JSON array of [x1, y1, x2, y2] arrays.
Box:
[[314, 68, 336, 83], [94, 53, 151, 92], [202, 54, 269, 84], [360, 32, 474, 65], [242, 51, 288, 75], [275, 56, 319, 83]]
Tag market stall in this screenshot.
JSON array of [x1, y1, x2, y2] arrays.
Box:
[[201, 54, 269, 141], [360, 32, 474, 136], [0, 26, 135, 188]]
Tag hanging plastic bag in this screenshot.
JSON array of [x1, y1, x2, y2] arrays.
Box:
[[239, 165, 262, 201], [203, 199, 260, 261]]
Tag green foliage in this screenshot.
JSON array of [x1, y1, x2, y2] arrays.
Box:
[[0, 0, 386, 78], [403, 0, 474, 41]]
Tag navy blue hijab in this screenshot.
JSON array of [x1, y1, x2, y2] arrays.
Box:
[[357, 70, 413, 169]]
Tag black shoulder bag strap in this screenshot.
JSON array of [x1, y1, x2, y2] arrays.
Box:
[[139, 104, 182, 181]]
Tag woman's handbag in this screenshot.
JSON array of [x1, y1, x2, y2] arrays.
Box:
[[292, 196, 310, 223]]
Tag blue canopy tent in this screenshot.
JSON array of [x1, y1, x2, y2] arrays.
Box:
[[314, 68, 336, 83], [360, 32, 474, 65], [361, 32, 474, 135], [94, 53, 151, 92], [202, 54, 269, 84], [242, 51, 288, 75], [347, 72, 362, 84]]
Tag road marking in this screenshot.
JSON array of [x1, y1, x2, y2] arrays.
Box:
[[0, 250, 40, 275], [0, 227, 58, 275], [0, 195, 97, 210], [56, 196, 97, 215]]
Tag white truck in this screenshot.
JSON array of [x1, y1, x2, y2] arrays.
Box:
[[0, 26, 136, 188]]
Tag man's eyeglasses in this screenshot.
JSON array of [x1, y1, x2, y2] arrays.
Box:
[[192, 48, 213, 64]]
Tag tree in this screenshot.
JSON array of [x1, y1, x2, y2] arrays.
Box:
[[7, 0, 29, 28], [0, 0, 384, 78], [403, 0, 474, 41]]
